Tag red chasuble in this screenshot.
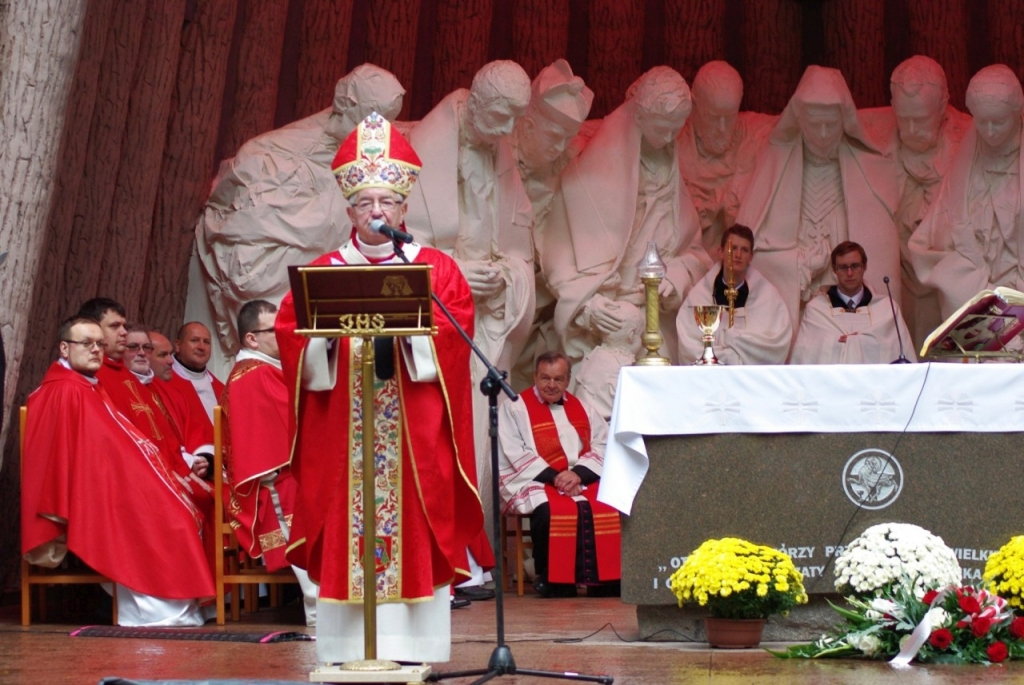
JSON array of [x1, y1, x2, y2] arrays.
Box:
[[221, 358, 296, 571], [96, 358, 216, 568], [277, 245, 485, 602], [164, 369, 225, 449], [21, 363, 215, 599], [521, 390, 621, 583]]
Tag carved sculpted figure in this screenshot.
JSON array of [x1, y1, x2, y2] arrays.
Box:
[[737, 66, 902, 333], [544, 65, 711, 388], [191, 64, 405, 366], [569, 301, 642, 420], [403, 60, 535, 537], [909, 64, 1024, 318], [861, 56, 972, 347], [677, 61, 776, 253], [510, 59, 594, 388]]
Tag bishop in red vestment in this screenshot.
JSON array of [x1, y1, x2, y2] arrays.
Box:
[[276, 112, 487, 663]]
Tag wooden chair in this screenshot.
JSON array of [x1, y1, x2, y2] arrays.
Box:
[[20, 406, 117, 626], [500, 513, 533, 596], [213, 406, 298, 625]]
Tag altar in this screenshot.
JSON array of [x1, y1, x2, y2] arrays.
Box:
[[599, 363, 1024, 608]]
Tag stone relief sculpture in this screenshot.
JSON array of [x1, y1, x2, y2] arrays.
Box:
[[569, 301, 642, 419], [736, 65, 902, 333], [188, 64, 405, 368], [542, 65, 711, 395], [677, 61, 777, 254], [509, 59, 594, 388], [402, 60, 534, 534], [909, 64, 1024, 319], [860, 56, 972, 348]]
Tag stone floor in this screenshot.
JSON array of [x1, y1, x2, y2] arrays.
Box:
[[4, 588, 1024, 683]]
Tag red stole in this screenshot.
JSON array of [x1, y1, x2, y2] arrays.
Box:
[[522, 390, 621, 583]]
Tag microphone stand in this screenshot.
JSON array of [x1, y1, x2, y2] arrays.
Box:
[[392, 238, 614, 684], [883, 276, 912, 364]]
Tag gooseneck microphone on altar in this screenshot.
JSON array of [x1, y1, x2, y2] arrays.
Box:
[[884, 276, 912, 364], [369, 218, 414, 244]]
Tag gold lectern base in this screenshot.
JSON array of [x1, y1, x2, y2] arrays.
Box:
[[310, 661, 431, 683]]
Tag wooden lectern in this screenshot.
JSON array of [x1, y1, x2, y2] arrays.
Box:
[[289, 263, 435, 684]]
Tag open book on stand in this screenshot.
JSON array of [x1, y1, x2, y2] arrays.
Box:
[[920, 287, 1024, 361]]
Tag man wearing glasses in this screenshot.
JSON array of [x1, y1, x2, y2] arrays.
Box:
[[221, 299, 318, 626], [276, 112, 487, 664], [123, 324, 156, 382], [22, 316, 214, 625], [791, 241, 916, 364]]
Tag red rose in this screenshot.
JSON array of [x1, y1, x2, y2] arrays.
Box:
[[929, 628, 954, 650], [922, 590, 939, 605], [956, 620, 968, 629], [959, 595, 982, 614], [988, 641, 1009, 663], [1011, 617, 1024, 640], [972, 616, 994, 637]]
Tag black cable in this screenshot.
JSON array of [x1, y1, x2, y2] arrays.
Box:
[[818, 363, 933, 584], [455, 623, 701, 645]]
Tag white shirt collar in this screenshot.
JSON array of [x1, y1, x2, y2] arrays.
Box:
[[236, 347, 282, 370], [59, 357, 98, 384]]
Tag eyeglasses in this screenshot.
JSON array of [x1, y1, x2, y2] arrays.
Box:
[[125, 343, 155, 352], [351, 197, 402, 213], [835, 263, 864, 273], [250, 328, 275, 335], [63, 340, 107, 350]]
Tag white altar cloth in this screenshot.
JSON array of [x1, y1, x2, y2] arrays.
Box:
[[599, 363, 1024, 514]]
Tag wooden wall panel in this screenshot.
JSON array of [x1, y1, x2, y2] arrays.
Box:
[[142, 0, 238, 335], [512, 0, 572, 79], [296, 0, 353, 119], [907, 0, 970, 111], [102, 0, 188, 322], [741, 0, 801, 114], [218, 0, 290, 160], [18, 0, 116, 410], [664, 0, 727, 84], [366, 0, 422, 120], [432, 0, 494, 103], [0, 0, 90, 593], [65, 0, 147, 314], [822, 0, 886, 108], [988, 0, 1024, 84], [587, 0, 645, 118]]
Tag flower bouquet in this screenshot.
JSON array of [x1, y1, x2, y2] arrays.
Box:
[[984, 536, 1024, 610], [668, 537, 808, 620], [833, 523, 960, 597], [774, 578, 1024, 664]]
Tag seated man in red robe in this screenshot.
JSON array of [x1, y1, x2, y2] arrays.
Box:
[[21, 317, 214, 625], [223, 298, 318, 626], [166, 321, 225, 458], [497, 351, 621, 597], [276, 112, 488, 664]]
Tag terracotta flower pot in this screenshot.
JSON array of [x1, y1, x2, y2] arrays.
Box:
[[704, 617, 766, 648]]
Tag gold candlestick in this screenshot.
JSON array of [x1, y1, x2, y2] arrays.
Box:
[[634, 241, 671, 366]]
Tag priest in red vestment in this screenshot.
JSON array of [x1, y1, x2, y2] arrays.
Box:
[[22, 317, 214, 625], [497, 351, 621, 598], [166, 321, 225, 457], [276, 112, 487, 664], [223, 298, 318, 625]]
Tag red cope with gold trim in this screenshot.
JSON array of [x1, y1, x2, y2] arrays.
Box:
[[276, 246, 487, 602], [221, 358, 297, 571], [521, 390, 621, 584]]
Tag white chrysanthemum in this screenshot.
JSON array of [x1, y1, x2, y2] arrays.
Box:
[[833, 523, 961, 595], [848, 632, 882, 656]]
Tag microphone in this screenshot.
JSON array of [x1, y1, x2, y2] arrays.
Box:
[[369, 219, 413, 244], [883, 276, 911, 364]]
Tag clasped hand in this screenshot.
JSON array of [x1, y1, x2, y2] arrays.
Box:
[[462, 260, 505, 298], [554, 469, 583, 497]]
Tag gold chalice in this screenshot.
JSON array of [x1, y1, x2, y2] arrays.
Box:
[[693, 305, 724, 365]]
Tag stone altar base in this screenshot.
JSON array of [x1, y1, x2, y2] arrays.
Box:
[[636, 594, 844, 642]]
